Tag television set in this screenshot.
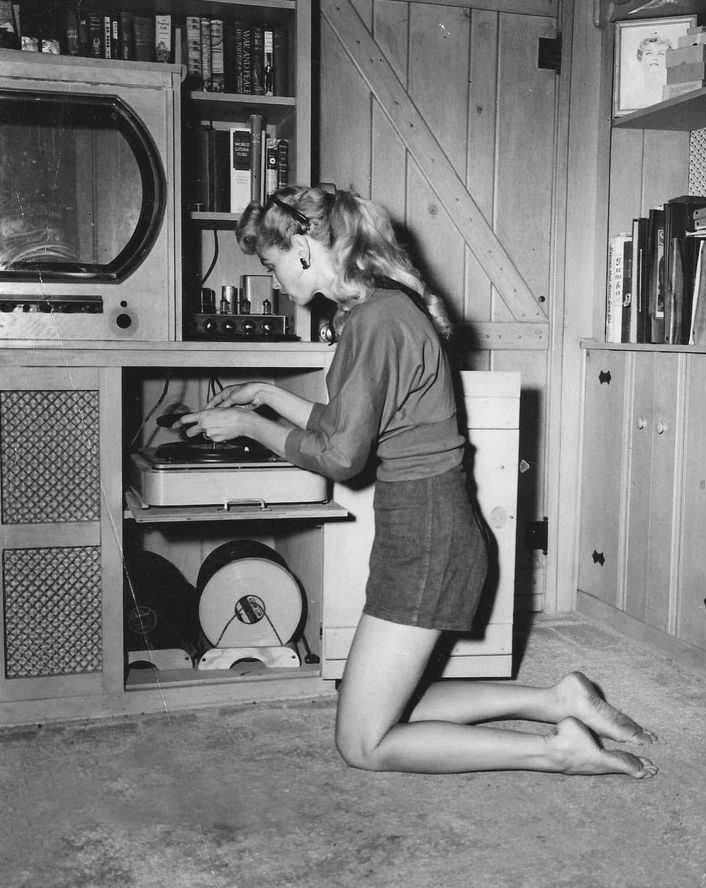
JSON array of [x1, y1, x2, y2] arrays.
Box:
[[0, 51, 181, 342]]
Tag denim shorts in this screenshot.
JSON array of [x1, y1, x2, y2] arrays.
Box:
[[363, 464, 488, 631]]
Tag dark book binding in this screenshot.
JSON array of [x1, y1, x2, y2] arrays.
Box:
[[133, 15, 155, 62], [645, 208, 666, 344], [273, 26, 288, 96], [251, 25, 265, 96], [212, 129, 231, 212], [664, 195, 706, 344]]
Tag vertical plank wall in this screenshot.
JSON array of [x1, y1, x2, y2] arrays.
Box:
[[319, 0, 559, 610]]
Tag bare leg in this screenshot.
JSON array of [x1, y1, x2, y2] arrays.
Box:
[[335, 615, 657, 778], [408, 671, 657, 744]]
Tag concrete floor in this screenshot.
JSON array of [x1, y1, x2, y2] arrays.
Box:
[[1, 614, 704, 888]]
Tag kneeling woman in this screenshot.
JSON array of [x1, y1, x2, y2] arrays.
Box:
[[177, 186, 657, 780]]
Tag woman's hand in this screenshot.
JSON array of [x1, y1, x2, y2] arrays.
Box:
[[173, 407, 252, 443], [206, 382, 268, 410]]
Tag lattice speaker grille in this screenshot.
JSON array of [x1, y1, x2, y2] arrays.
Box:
[[3, 546, 102, 678], [0, 390, 100, 524], [689, 128, 706, 196]]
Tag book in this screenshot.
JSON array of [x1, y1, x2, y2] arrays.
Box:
[[185, 16, 201, 86], [620, 235, 633, 344], [666, 62, 706, 85], [212, 129, 230, 212], [631, 217, 650, 343], [606, 233, 629, 343], [200, 17, 212, 90], [249, 113, 265, 202], [118, 12, 133, 60], [232, 21, 246, 93], [264, 28, 274, 96], [0, 1, 19, 49], [663, 81, 706, 100], [87, 13, 103, 58], [664, 195, 706, 344], [265, 137, 279, 199], [240, 26, 253, 94], [210, 19, 224, 91], [103, 15, 112, 59], [273, 26, 288, 96], [690, 240, 706, 345], [155, 15, 172, 63], [62, 5, 80, 55], [251, 25, 265, 96], [193, 125, 213, 211], [133, 15, 155, 62], [230, 125, 252, 213], [645, 208, 666, 344], [276, 138, 289, 190]]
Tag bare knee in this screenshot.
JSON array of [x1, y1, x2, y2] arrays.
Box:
[[335, 721, 385, 771]]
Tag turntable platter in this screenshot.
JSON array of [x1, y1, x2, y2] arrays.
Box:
[[153, 438, 281, 465]]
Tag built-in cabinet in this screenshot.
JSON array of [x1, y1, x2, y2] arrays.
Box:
[[577, 82, 706, 659]]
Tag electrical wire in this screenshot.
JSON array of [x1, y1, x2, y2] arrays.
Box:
[[200, 228, 219, 288], [128, 374, 171, 449]]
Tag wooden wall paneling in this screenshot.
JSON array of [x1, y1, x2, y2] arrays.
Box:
[[463, 9, 498, 369], [608, 129, 645, 240], [577, 349, 628, 609], [319, 17, 372, 195], [406, 159, 467, 319], [677, 355, 706, 650], [407, 0, 556, 12], [494, 12, 556, 318], [371, 0, 408, 224], [641, 131, 690, 213]]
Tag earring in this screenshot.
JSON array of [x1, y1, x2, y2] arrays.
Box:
[[300, 258, 310, 270]]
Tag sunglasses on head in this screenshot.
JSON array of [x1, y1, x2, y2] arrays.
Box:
[[270, 194, 311, 233]]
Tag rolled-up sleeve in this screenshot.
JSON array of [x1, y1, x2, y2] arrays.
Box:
[[284, 314, 388, 481]]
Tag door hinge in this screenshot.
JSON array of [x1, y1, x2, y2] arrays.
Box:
[[538, 34, 562, 74], [526, 517, 548, 555]]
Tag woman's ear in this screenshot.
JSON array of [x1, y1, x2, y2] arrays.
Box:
[[291, 234, 311, 269]]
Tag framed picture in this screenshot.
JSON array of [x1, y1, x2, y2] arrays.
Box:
[[613, 15, 698, 117]]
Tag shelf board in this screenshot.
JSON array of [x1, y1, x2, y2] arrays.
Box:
[[613, 88, 706, 131], [190, 90, 296, 124], [190, 210, 240, 225], [126, 661, 319, 690], [124, 488, 350, 523]]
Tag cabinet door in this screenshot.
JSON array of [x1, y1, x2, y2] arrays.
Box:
[[677, 355, 706, 649], [624, 352, 679, 633], [0, 366, 123, 706], [321, 371, 519, 680], [578, 350, 628, 607]]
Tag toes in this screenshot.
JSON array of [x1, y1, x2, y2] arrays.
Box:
[[628, 727, 658, 745], [633, 756, 659, 779]]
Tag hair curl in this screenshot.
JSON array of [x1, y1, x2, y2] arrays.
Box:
[[237, 185, 452, 339]]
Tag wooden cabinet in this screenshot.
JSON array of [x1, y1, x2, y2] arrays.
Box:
[[578, 346, 706, 658], [0, 351, 520, 725]]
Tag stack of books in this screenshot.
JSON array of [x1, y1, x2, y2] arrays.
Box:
[[663, 26, 706, 101], [190, 113, 289, 215]]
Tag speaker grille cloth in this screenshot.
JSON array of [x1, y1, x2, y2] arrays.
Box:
[[0, 390, 100, 524], [3, 546, 102, 678], [689, 128, 706, 196]]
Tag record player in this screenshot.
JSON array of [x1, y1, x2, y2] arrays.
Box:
[[129, 439, 328, 508]]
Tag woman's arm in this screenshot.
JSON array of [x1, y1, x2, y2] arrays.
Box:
[[206, 381, 315, 430], [175, 406, 293, 459]]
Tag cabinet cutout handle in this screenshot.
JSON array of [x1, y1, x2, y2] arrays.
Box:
[[656, 421, 667, 436], [598, 370, 611, 385], [592, 549, 605, 566], [637, 415, 648, 431]]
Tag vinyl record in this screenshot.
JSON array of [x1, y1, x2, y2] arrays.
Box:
[[196, 540, 305, 649]]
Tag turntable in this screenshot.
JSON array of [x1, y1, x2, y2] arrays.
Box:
[[129, 438, 329, 508]]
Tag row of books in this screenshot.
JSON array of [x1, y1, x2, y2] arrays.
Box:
[[189, 114, 289, 215], [663, 26, 706, 101], [606, 195, 706, 346], [0, 6, 290, 93], [185, 17, 289, 96], [0, 4, 174, 62]]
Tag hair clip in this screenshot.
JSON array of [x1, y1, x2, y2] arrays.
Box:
[[270, 195, 311, 233]]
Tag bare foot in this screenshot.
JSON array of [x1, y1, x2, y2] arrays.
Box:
[[545, 717, 658, 778], [554, 671, 657, 745]]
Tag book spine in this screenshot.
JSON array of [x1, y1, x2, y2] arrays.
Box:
[[103, 15, 112, 59], [251, 25, 265, 96], [276, 138, 289, 190], [606, 235, 626, 343], [273, 25, 288, 96], [210, 19, 225, 91], [194, 125, 213, 211], [200, 17, 212, 90], [87, 14, 103, 58], [133, 16, 155, 62], [185, 16, 202, 86], [62, 6, 80, 56], [264, 27, 274, 96], [240, 27, 253, 94], [230, 125, 252, 214], [265, 137, 278, 199], [155, 14, 172, 63], [249, 113, 265, 203], [621, 236, 633, 344], [233, 22, 245, 93], [212, 129, 231, 211], [223, 21, 235, 92]]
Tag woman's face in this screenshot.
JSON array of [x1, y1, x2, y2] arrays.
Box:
[[260, 239, 336, 306]]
